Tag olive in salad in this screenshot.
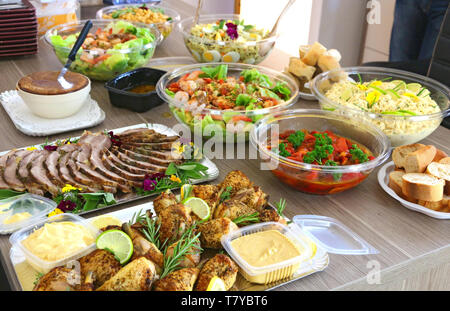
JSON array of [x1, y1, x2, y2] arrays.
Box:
[[49, 21, 157, 81]]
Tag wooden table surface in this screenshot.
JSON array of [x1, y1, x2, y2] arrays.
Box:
[[0, 1, 449, 291]]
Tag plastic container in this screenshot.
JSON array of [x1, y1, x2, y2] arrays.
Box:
[[96, 4, 180, 41], [105, 67, 165, 112], [44, 19, 162, 81], [221, 222, 312, 284], [147, 56, 196, 72], [0, 194, 56, 234], [250, 109, 391, 195], [178, 14, 278, 65], [9, 213, 100, 274], [156, 62, 299, 141], [311, 67, 450, 147]]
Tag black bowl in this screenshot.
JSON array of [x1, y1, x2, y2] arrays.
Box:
[[105, 67, 166, 113]]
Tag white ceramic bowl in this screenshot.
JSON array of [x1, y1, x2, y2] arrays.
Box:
[[17, 79, 91, 119]]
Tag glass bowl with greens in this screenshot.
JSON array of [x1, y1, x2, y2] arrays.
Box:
[[45, 19, 162, 81], [311, 67, 450, 147], [156, 63, 299, 142]]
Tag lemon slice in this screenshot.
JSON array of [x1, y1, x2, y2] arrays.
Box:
[[96, 230, 133, 264], [90, 215, 122, 230], [206, 276, 226, 291], [183, 197, 210, 221], [406, 83, 422, 93], [180, 184, 193, 202]]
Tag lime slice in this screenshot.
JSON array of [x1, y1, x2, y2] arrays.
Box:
[[90, 215, 122, 230], [183, 197, 210, 221], [180, 184, 193, 202], [96, 229, 133, 264], [206, 276, 226, 291], [406, 83, 422, 93]]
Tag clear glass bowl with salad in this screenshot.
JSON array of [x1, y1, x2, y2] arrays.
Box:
[[96, 4, 180, 41], [311, 67, 450, 147], [250, 109, 391, 195], [44, 19, 162, 81], [179, 14, 278, 64], [156, 63, 299, 141]]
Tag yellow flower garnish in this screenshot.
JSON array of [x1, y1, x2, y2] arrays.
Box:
[[356, 84, 368, 91], [61, 184, 82, 193], [26, 147, 37, 151], [366, 90, 381, 107], [170, 175, 181, 183], [369, 80, 382, 87], [403, 92, 419, 101], [48, 208, 64, 217], [189, 142, 194, 146]]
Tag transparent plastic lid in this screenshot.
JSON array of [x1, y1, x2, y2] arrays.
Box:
[[292, 215, 379, 255], [0, 194, 56, 234]]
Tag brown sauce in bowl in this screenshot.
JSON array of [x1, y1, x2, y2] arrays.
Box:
[[128, 84, 156, 94], [18, 71, 89, 95]]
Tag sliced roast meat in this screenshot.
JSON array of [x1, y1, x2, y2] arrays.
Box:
[[30, 151, 60, 196], [101, 153, 147, 181], [116, 128, 156, 138], [0, 154, 11, 189], [105, 150, 154, 175], [18, 151, 45, 196], [120, 133, 179, 144], [121, 141, 175, 151], [117, 146, 183, 161], [112, 148, 168, 172], [45, 151, 65, 187], [114, 146, 181, 166], [4, 149, 31, 192]]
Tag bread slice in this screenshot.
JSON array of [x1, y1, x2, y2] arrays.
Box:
[[426, 162, 450, 195], [389, 170, 405, 197], [392, 144, 425, 169], [318, 54, 340, 72], [439, 157, 450, 165], [432, 149, 448, 162], [417, 200, 443, 211], [299, 45, 311, 59], [288, 57, 316, 81], [301, 42, 327, 66], [402, 173, 444, 202], [404, 145, 436, 173]]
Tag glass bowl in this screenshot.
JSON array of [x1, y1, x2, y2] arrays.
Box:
[[311, 67, 450, 147], [178, 14, 278, 64], [44, 19, 162, 81], [250, 109, 391, 195], [156, 62, 299, 142], [96, 4, 180, 41]]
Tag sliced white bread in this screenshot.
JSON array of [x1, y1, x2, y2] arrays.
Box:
[[426, 162, 450, 195], [432, 149, 448, 162], [404, 145, 436, 173], [402, 173, 445, 202], [389, 170, 418, 203], [438, 157, 450, 165], [392, 143, 425, 169], [301, 42, 327, 66], [417, 200, 443, 211]]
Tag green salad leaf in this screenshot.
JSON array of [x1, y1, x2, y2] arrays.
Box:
[[199, 64, 228, 80]]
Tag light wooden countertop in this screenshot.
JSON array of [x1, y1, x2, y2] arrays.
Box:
[[0, 1, 449, 291]]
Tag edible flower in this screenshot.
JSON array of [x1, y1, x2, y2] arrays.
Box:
[[61, 184, 82, 193], [366, 90, 381, 108], [403, 92, 419, 102], [56, 200, 77, 212], [142, 173, 165, 191], [43, 145, 58, 151], [26, 147, 37, 151], [48, 208, 64, 217], [108, 131, 122, 147], [356, 84, 368, 91], [170, 175, 182, 183], [369, 80, 382, 87], [225, 22, 238, 39]]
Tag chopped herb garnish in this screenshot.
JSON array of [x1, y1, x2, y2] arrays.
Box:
[[287, 131, 305, 149], [349, 144, 369, 163], [278, 143, 291, 157]]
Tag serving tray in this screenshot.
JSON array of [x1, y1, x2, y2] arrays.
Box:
[[378, 161, 450, 219], [0, 90, 105, 136], [9, 201, 329, 291]]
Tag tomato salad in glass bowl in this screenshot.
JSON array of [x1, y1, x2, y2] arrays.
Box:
[[251, 109, 391, 194], [156, 63, 299, 141]]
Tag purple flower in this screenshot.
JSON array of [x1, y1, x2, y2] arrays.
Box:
[[142, 172, 165, 191], [225, 22, 238, 39], [108, 131, 122, 147], [57, 200, 77, 212], [44, 145, 58, 151]]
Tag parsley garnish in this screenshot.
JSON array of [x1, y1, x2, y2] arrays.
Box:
[[303, 133, 334, 164], [349, 144, 369, 163], [278, 143, 291, 157], [287, 131, 305, 149]]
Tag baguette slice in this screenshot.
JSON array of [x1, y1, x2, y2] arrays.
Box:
[[432, 149, 448, 162], [439, 157, 450, 165], [288, 57, 316, 81], [417, 200, 443, 211], [301, 42, 327, 66], [402, 173, 444, 202], [441, 195, 450, 209], [392, 144, 425, 169], [426, 162, 450, 195], [389, 170, 417, 203], [404, 145, 436, 173], [318, 54, 340, 72]]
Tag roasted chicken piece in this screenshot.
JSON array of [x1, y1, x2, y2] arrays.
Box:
[[153, 268, 200, 291], [191, 184, 220, 212], [153, 190, 177, 216], [79, 271, 95, 291], [122, 223, 164, 273], [213, 199, 258, 220], [259, 208, 287, 225], [97, 257, 156, 291], [195, 254, 238, 291], [197, 217, 238, 249], [78, 249, 121, 289], [218, 170, 253, 197], [231, 186, 269, 212], [165, 240, 202, 268], [157, 203, 193, 245], [33, 267, 79, 291]]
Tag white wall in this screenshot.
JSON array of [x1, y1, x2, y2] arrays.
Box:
[[179, 0, 235, 14]]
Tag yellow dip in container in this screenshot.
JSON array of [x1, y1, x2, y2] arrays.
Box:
[[22, 221, 95, 262], [3, 212, 32, 225]]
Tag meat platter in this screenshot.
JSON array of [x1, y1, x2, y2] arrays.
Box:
[[0, 123, 219, 218]]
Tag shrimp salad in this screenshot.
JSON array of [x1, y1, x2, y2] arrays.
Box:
[[164, 64, 293, 137]]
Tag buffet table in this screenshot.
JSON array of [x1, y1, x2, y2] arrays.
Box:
[[0, 1, 449, 291]]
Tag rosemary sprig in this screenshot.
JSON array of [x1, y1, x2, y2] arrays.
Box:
[[275, 198, 287, 217], [33, 272, 44, 286], [128, 209, 146, 226], [219, 186, 233, 203], [232, 212, 260, 226], [160, 225, 202, 279], [141, 214, 165, 250]]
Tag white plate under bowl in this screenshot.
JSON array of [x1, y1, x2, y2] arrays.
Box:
[[0, 90, 105, 137], [298, 91, 316, 101], [378, 161, 450, 219]]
